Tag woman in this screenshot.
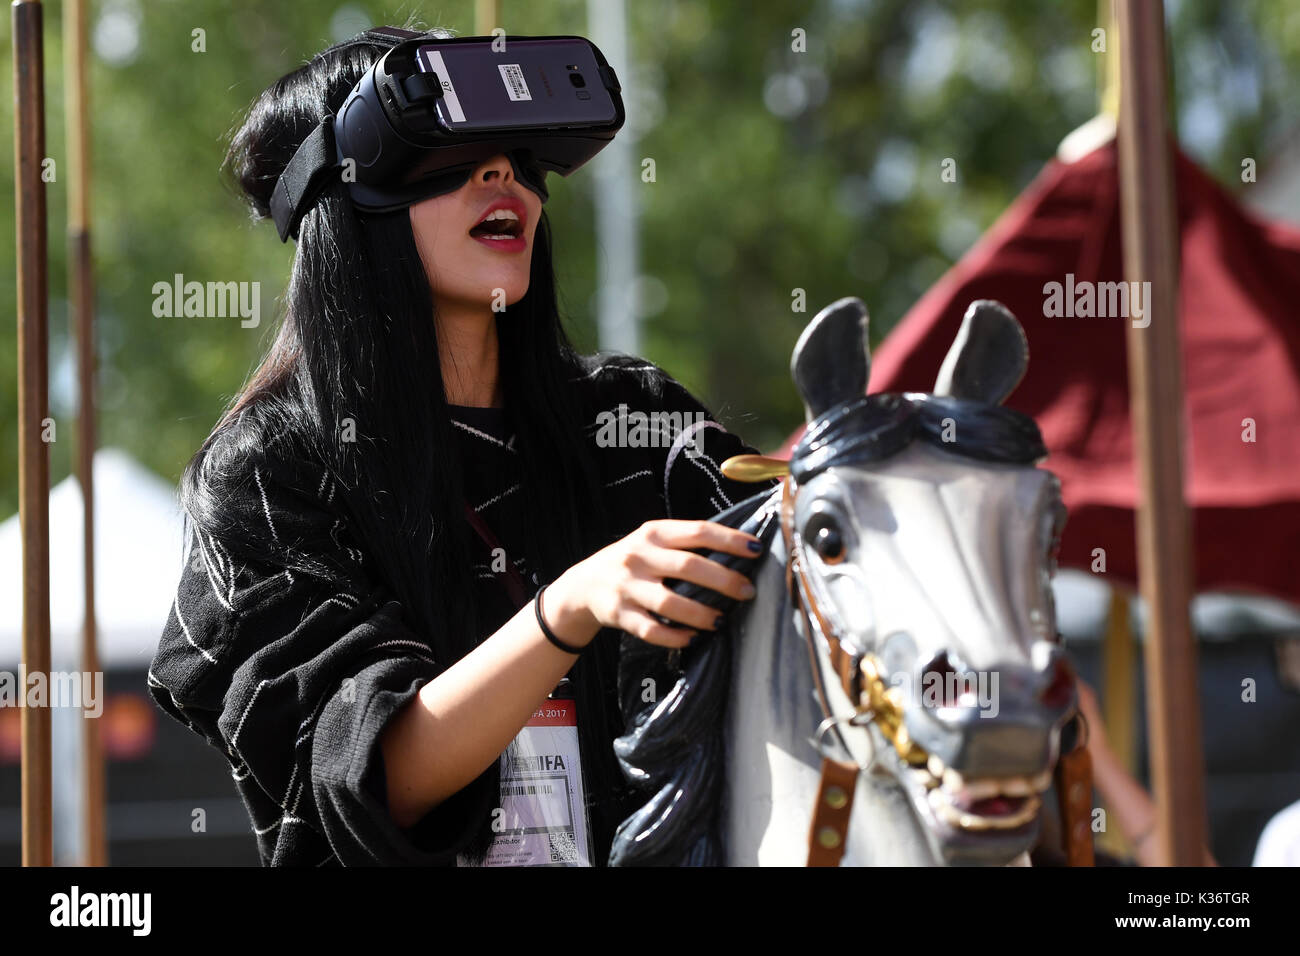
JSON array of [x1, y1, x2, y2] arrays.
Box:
[[149, 29, 769, 867]]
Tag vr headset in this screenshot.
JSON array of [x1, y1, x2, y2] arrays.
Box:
[[270, 26, 625, 241]]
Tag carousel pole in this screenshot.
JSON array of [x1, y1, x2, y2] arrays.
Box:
[[1093, 0, 1140, 862], [1113, 0, 1208, 865], [12, 0, 53, 867], [474, 0, 500, 35], [64, 0, 107, 866]]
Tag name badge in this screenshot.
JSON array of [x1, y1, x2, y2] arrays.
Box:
[[458, 697, 592, 867]]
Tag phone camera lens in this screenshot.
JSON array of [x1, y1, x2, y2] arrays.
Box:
[[569, 72, 587, 88]]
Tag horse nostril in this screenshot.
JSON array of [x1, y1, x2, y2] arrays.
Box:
[[921, 650, 962, 708], [1040, 655, 1075, 710]]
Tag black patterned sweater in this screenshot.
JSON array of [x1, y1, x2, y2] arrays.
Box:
[[148, 354, 773, 866]]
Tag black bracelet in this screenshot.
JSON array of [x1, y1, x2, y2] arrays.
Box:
[[535, 584, 585, 655]]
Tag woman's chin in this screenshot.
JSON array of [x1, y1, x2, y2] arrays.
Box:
[[455, 283, 529, 310]]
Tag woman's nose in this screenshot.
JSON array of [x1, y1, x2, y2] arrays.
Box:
[[475, 153, 515, 187]]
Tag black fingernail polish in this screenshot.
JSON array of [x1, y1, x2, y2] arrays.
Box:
[[715, 615, 724, 629], [747, 539, 763, 553]]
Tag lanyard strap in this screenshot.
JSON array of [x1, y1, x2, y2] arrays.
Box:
[[462, 502, 531, 609]]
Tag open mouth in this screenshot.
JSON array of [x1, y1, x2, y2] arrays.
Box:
[[910, 754, 1051, 833], [469, 208, 524, 241]]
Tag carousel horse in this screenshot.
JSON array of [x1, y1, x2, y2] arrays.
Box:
[[612, 297, 1091, 867]]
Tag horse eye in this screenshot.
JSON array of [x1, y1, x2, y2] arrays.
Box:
[[806, 518, 845, 564]]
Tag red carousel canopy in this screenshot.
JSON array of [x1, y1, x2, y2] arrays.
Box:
[[778, 142, 1300, 603]]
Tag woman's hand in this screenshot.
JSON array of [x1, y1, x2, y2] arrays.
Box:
[[382, 518, 762, 824], [543, 519, 762, 649]]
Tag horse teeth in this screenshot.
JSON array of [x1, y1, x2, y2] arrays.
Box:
[[943, 768, 1005, 800], [972, 795, 1040, 831], [928, 788, 965, 827], [963, 778, 1003, 800], [993, 795, 1041, 829], [928, 785, 1042, 832], [938, 770, 1053, 800], [927, 755, 945, 779], [1001, 776, 1032, 797]]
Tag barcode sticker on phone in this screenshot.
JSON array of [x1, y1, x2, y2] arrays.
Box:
[[498, 64, 532, 102]]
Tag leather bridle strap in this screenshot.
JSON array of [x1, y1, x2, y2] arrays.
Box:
[[784, 483, 837, 733], [781, 477, 864, 717], [781, 476, 865, 866], [807, 756, 859, 866], [1056, 729, 1096, 866]]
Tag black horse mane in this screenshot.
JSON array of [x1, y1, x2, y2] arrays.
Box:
[[790, 391, 1046, 480], [608, 391, 1048, 866]]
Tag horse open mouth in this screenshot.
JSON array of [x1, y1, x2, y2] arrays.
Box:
[[910, 756, 1051, 833]]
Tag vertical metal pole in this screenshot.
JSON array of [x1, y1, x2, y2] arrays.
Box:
[[587, 0, 639, 354], [475, 0, 501, 36], [64, 0, 106, 866], [1113, 0, 1208, 866], [13, 0, 53, 868]]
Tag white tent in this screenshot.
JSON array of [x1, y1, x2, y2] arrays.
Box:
[[0, 447, 185, 671]]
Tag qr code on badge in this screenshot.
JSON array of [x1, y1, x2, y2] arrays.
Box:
[[548, 829, 579, 864]]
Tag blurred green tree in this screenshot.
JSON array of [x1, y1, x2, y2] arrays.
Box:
[[0, 0, 1296, 518]]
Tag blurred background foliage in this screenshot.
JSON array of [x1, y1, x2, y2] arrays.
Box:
[[1, 0, 1298, 516]]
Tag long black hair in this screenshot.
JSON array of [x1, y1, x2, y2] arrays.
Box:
[[181, 28, 617, 859]]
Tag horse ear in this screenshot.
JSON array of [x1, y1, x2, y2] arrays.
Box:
[[932, 299, 1029, 405], [791, 297, 871, 422]]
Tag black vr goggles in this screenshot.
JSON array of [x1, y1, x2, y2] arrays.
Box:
[[270, 26, 625, 241]]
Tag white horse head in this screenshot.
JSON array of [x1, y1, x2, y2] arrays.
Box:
[[612, 298, 1075, 867]]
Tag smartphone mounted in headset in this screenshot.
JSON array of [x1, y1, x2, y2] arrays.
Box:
[[414, 36, 621, 132], [271, 28, 625, 241]]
